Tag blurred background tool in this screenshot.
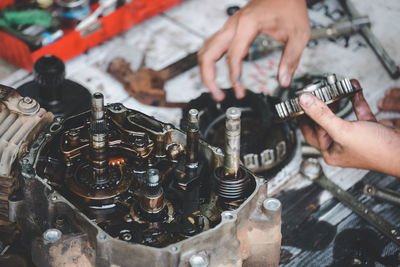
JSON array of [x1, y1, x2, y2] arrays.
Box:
[[364, 184, 400, 207], [340, 0, 400, 79], [108, 52, 198, 107], [75, 0, 117, 31]]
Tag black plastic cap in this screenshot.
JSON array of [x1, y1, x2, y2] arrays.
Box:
[[34, 55, 66, 88]]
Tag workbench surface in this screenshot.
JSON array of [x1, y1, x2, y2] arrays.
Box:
[[1, 0, 400, 265]]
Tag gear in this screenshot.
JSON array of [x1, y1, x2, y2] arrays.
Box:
[[275, 74, 361, 120]]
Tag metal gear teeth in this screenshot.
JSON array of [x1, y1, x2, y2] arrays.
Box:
[[275, 77, 356, 120]]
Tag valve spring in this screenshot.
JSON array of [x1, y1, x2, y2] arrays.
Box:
[[214, 167, 251, 200]]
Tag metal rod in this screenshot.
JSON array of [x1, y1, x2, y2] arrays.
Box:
[[186, 109, 200, 167], [364, 184, 400, 207], [224, 107, 241, 177]]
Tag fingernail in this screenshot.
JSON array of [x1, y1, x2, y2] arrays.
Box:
[[299, 93, 314, 108], [235, 87, 245, 99], [377, 98, 383, 109], [212, 89, 225, 102], [279, 70, 291, 88]]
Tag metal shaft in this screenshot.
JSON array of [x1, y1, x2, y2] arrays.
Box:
[[340, 0, 400, 79], [186, 109, 200, 167], [141, 169, 164, 214], [90, 93, 108, 183], [92, 92, 105, 120], [224, 107, 241, 177], [364, 184, 400, 207]]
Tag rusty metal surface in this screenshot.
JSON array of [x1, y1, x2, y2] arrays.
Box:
[[107, 52, 198, 108]]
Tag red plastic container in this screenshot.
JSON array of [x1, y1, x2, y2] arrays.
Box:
[[0, 0, 183, 71]]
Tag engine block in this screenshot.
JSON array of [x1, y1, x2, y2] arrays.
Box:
[[3, 86, 281, 267]]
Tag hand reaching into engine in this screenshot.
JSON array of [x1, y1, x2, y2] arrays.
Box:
[[299, 84, 400, 178], [198, 0, 310, 101]]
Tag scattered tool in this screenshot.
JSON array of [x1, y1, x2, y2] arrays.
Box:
[[246, 16, 371, 61], [75, 0, 117, 31], [340, 0, 400, 79], [364, 184, 400, 207], [301, 158, 400, 246], [108, 52, 198, 107]]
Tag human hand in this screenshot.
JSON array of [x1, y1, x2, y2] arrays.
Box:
[[198, 0, 310, 101], [378, 88, 400, 128], [299, 83, 400, 177]]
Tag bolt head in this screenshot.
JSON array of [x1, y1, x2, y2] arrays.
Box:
[[189, 254, 208, 267], [23, 97, 33, 104], [43, 229, 62, 243], [188, 109, 199, 123], [263, 198, 281, 212], [226, 107, 241, 120], [147, 168, 160, 185]]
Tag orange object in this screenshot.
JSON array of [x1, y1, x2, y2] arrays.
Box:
[[0, 0, 183, 71], [109, 157, 127, 167]]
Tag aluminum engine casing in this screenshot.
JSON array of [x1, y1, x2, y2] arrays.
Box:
[[3, 88, 281, 267]]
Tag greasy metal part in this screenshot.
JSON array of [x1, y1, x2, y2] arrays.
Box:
[[246, 16, 370, 61], [89, 93, 108, 179], [275, 74, 361, 120], [340, 0, 400, 79], [186, 109, 199, 167], [107, 52, 198, 107], [364, 184, 400, 207], [0, 85, 53, 224], [140, 169, 165, 214], [0, 84, 282, 266], [224, 108, 241, 177], [301, 158, 400, 246]]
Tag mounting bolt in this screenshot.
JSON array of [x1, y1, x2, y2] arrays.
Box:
[[43, 229, 62, 243], [189, 254, 209, 267], [147, 169, 160, 186], [23, 96, 33, 104], [263, 198, 281, 212]]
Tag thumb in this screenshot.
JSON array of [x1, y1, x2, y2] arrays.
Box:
[[299, 93, 347, 139]]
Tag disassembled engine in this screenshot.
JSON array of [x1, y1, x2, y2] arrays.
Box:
[[0, 84, 282, 266]]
